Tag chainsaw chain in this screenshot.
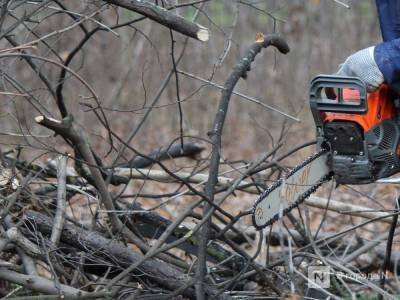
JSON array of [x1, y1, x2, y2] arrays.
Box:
[[252, 148, 333, 229]]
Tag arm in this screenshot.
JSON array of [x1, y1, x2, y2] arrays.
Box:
[[375, 39, 400, 84], [334, 1, 400, 90], [374, 0, 400, 84], [376, 0, 400, 42]]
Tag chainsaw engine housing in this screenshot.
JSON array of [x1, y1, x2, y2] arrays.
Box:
[[310, 75, 400, 184]]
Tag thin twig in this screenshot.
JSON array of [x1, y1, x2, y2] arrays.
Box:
[[378, 196, 400, 300]]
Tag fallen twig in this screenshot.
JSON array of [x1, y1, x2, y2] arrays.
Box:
[[0, 268, 86, 296], [51, 155, 67, 246], [306, 195, 397, 224]]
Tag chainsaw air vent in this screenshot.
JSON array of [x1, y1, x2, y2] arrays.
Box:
[[378, 137, 392, 150], [376, 154, 392, 161], [367, 120, 400, 179], [378, 123, 395, 150], [373, 126, 381, 136]]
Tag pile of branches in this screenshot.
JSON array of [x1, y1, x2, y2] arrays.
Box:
[[0, 30, 294, 299], [0, 34, 398, 299]]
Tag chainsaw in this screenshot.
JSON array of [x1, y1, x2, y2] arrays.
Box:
[[252, 75, 400, 229]]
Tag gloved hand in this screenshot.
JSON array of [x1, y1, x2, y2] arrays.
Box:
[[336, 46, 384, 92]]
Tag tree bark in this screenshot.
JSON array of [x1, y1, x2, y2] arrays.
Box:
[[104, 0, 209, 41]]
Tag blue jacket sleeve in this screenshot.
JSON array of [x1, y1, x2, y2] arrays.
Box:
[[375, 40, 400, 84], [376, 0, 400, 41], [375, 0, 400, 83]]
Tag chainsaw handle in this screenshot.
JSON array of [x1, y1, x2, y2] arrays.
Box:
[[309, 75, 367, 128]]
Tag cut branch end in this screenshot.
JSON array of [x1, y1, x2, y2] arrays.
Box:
[[34, 116, 44, 123], [197, 27, 209, 42]]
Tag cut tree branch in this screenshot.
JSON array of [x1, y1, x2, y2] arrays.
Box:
[[0, 268, 85, 296], [116, 143, 204, 168], [115, 167, 258, 192], [104, 0, 209, 41]]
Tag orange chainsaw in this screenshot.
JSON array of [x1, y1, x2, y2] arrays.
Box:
[[252, 75, 400, 229]]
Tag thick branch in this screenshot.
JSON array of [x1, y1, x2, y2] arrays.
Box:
[[196, 33, 289, 298], [117, 143, 204, 168], [23, 210, 230, 300], [104, 0, 209, 41], [0, 268, 85, 296], [122, 202, 248, 270], [34, 115, 121, 230], [115, 167, 257, 192], [306, 195, 397, 225]]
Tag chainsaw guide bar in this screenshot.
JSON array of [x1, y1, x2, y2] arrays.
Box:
[[252, 148, 333, 229]]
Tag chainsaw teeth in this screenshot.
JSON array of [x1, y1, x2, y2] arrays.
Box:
[[251, 148, 332, 229]]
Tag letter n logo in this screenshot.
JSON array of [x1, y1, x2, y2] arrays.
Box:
[[308, 266, 330, 288]]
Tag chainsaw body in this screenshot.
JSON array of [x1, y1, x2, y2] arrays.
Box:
[[252, 75, 400, 229], [310, 75, 400, 184]]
